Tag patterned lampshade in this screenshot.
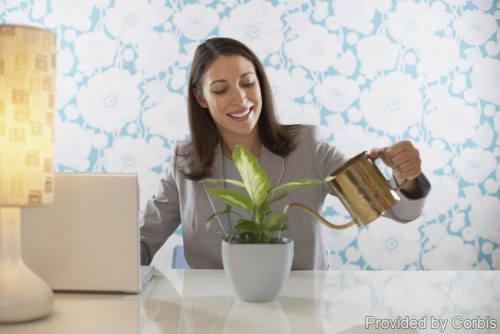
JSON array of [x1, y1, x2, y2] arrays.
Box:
[[0, 25, 56, 207]]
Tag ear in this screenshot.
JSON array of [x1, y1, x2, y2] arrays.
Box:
[[193, 88, 208, 109]]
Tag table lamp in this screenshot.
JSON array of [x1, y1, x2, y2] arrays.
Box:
[[0, 25, 56, 322]]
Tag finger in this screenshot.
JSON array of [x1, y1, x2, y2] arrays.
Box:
[[385, 145, 419, 168], [395, 157, 421, 172], [393, 162, 421, 180], [384, 146, 412, 162], [377, 148, 404, 168], [384, 140, 415, 159], [391, 152, 420, 169], [369, 147, 387, 159]]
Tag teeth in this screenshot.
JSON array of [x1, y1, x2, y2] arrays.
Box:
[[230, 109, 251, 118]]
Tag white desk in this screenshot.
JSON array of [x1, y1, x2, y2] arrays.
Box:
[[1, 269, 498, 334]]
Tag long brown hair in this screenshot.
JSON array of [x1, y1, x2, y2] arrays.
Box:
[[178, 37, 298, 180]]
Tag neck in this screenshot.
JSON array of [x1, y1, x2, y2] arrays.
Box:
[[221, 132, 261, 160]]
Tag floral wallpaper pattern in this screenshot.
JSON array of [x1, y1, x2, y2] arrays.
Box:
[[2, 0, 498, 270]]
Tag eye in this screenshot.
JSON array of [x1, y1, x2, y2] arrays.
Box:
[[242, 81, 256, 88], [212, 89, 227, 95]]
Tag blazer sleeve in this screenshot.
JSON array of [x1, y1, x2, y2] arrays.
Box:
[[307, 125, 431, 224], [140, 161, 182, 265], [306, 125, 346, 197], [385, 173, 431, 223]]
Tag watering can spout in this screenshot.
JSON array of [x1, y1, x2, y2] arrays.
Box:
[[284, 151, 408, 230], [285, 203, 357, 230]]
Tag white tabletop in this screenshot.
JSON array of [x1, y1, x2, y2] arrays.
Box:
[[0, 269, 498, 334]]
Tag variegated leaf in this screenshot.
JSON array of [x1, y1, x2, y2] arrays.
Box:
[[270, 179, 322, 193], [206, 188, 251, 211], [200, 178, 245, 189], [233, 145, 270, 207]]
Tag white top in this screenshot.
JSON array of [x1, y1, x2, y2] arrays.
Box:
[[222, 155, 249, 227]]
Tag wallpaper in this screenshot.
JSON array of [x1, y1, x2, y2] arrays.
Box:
[[2, 0, 498, 270]]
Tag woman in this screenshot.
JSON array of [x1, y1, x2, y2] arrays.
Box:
[[140, 37, 430, 270]]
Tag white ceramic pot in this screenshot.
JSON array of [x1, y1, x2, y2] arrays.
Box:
[[221, 238, 294, 302]]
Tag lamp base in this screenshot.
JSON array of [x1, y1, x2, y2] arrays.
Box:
[[0, 262, 54, 323], [0, 207, 53, 323]]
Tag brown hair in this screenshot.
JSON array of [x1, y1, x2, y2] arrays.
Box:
[[178, 37, 298, 180]]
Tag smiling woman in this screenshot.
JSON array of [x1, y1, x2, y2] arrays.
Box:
[[139, 37, 430, 271]]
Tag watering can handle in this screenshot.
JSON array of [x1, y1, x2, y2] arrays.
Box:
[[393, 178, 408, 192], [285, 203, 357, 230], [370, 151, 408, 192]]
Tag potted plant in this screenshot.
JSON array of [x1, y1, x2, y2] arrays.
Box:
[[201, 145, 322, 302]]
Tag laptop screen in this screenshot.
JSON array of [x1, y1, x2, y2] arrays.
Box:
[[21, 173, 145, 293]]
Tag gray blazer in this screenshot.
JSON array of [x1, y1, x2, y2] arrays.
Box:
[[140, 125, 430, 270]]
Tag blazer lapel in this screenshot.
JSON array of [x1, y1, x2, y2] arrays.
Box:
[[203, 143, 230, 232]]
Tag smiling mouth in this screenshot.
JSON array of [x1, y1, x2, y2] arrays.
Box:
[[228, 107, 252, 119]]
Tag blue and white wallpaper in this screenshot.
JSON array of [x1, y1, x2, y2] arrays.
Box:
[[2, 0, 498, 270]]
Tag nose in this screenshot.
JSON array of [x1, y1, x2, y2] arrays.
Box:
[[231, 87, 247, 105]]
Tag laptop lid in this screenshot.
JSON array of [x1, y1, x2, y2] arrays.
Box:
[[21, 172, 151, 293]]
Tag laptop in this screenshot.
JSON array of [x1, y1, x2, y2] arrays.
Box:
[[21, 172, 154, 293]]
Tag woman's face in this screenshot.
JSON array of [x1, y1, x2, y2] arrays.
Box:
[[194, 55, 262, 142]]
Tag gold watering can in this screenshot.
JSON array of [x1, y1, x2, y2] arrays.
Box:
[[287, 151, 407, 230]]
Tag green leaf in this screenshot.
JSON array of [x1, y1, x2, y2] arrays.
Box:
[[200, 178, 246, 189], [266, 191, 288, 205], [233, 145, 270, 207], [270, 179, 322, 193], [199, 178, 223, 184], [205, 188, 252, 211], [234, 220, 259, 233], [222, 179, 246, 189], [205, 205, 232, 231], [265, 213, 289, 231]]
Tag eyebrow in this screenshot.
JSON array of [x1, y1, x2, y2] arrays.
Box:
[[209, 71, 256, 86]]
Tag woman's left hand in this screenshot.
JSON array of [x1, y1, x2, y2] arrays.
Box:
[[369, 140, 422, 198]]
